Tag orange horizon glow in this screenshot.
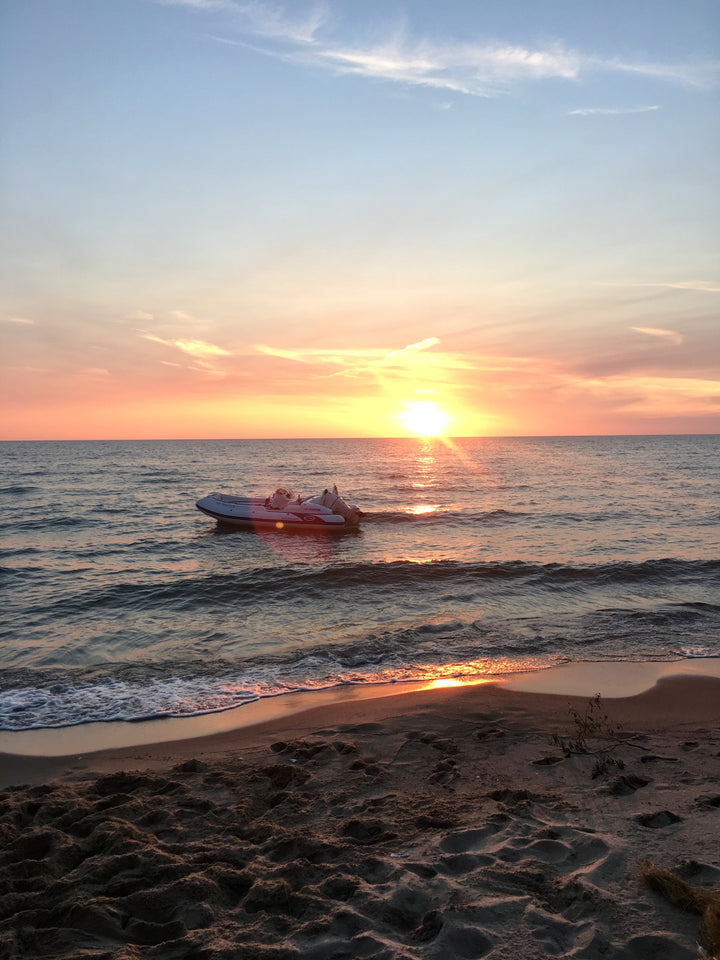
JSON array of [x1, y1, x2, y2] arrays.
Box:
[[1, 336, 718, 442]]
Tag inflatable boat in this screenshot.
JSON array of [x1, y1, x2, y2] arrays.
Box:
[[196, 486, 363, 532]]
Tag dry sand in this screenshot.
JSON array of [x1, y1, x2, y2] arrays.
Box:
[[1, 670, 719, 959]]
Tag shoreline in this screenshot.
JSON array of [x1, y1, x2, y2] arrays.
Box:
[[0, 658, 718, 791], [0, 657, 718, 764]]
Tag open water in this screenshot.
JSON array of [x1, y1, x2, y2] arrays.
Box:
[[0, 435, 718, 732]]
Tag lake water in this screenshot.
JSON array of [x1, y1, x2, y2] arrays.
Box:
[[1, 435, 718, 732]]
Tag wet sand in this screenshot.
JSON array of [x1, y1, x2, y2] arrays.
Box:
[[1, 664, 719, 959]]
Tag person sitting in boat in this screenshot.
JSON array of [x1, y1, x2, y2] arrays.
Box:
[[268, 488, 292, 509]]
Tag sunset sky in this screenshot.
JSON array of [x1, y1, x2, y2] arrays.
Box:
[[2, 0, 719, 440]]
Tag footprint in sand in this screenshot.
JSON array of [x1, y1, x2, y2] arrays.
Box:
[[438, 824, 502, 854], [342, 818, 398, 845], [603, 774, 652, 796], [635, 810, 683, 828], [524, 904, 596, 956], [427, 916, 494, 959]]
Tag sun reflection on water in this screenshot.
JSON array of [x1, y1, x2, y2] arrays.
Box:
[[409, 504, 439, 516]]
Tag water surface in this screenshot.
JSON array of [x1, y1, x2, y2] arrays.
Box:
[[1, 435, 717, 730]]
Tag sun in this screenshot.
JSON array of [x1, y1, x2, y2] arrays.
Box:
[[399, 400, 450, 437]]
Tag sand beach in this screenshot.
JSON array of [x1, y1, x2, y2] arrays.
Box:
[[1, 661, 719, 959]]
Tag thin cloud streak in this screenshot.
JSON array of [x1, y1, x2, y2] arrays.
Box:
[[599, 55, 719, 88], [598, 280, 720, 293], [254, 345, 391, 364], [255, 344, 313, 363], [383, 337, 440, 360], [663, 281, 720, 293], [138, 331, 232, 364], [569, 105, 660, 116], [631, 326, 684, 346]]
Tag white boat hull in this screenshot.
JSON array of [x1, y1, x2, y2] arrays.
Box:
[[196, 490, 361, 532]]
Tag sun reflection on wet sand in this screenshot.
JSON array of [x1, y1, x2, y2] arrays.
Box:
[[424, 677, 477, 689]]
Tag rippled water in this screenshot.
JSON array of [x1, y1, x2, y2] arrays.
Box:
[[1, 435, 718, 730]]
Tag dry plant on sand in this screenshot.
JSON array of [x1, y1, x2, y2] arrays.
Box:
[[551, 693, 628, 777]]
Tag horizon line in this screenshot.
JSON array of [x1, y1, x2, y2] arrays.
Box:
[[1, 432, 718, 444]]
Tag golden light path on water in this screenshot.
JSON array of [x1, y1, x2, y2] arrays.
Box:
[[397, 431, 500, 524]]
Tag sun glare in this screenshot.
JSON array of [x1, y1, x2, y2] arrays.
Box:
[[399, 401, 450, 437]]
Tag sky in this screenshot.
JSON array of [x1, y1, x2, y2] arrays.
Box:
[[1, 0, 719, 440]]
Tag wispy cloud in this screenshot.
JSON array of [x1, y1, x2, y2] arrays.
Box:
[[550, 370, 720, 420], [255, 344, 314, 363], [160, 0, 326, 43], [253, 339, 441, 383], [642, 280, 720, 293], [569, 105, 660, 116], [383, 337, 440, 360], [663, 281, 720, 293], [631, 326, 683, 346], [599, 55, 718, 88], [139, 331, 232, 365], [610, 376, 720, 416], [599, 279, 720, 293], [173, 338, 232, 359], [238, 0, 326, 44], [255, 340, 439, 362], [5, 316, 35, 325], [156, 0, 717, 97], [311, 40, 582, 96]]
